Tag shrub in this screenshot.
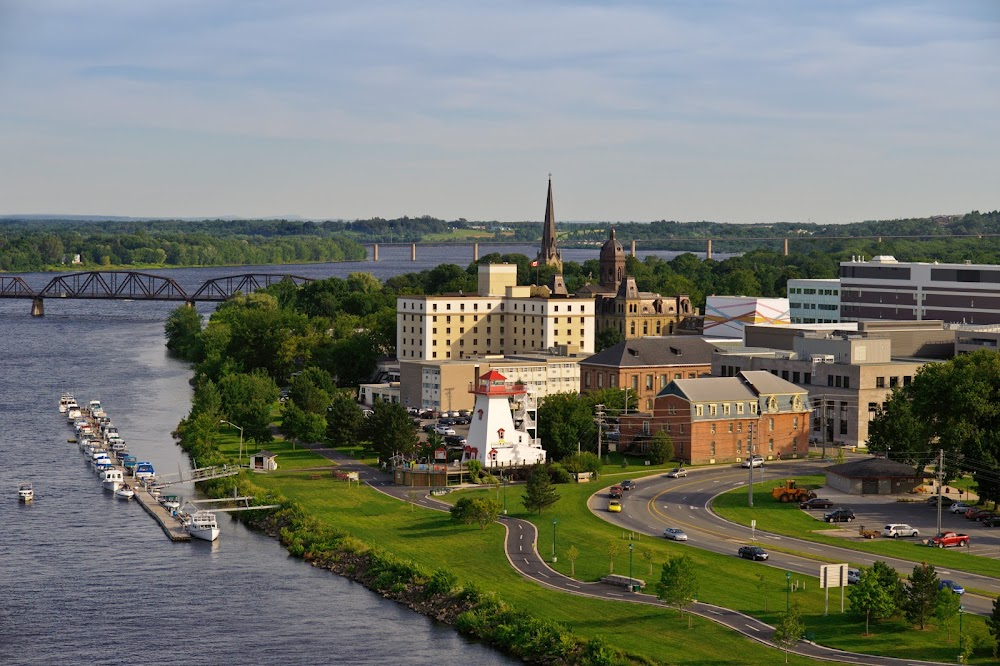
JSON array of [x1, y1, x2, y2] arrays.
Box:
[[549, 462, 573, 484]]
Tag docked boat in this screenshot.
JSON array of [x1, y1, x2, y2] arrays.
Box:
[[101, 469, 124, 491], [18, 481, 33, 502], [133, 462, 155, 481], [181, 509, 220, 542], [110, 439, 128, 453], [159, 494, 181, 511], [87, 400, 106, 418], [58, 394, 75, 413], [121, 455, 138, 471], [115, 484, 134, 500], [66, 405, 82, 421]]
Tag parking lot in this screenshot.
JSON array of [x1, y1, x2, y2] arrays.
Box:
[[797, 483, 1000, 558]]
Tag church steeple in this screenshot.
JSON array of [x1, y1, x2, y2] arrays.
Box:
[[537, 175, 562, 272]]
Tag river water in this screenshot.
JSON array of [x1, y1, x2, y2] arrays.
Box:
[[0, 244, 700, 665]]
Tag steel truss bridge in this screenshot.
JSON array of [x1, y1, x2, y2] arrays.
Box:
[[0, 271, 313, 316]]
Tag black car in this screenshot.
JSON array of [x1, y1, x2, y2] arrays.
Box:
[[444, 435, 467, 446], [738, 546, 768, 561], [983, 515, 1000, 528], [452, 416, 471, 425], [800, 497, 834, 510], [824, 508, 856, 523], [621, 480, 636, 491]]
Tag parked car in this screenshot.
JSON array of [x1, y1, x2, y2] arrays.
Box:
[[969, 509, 995, 521], [983, 515, 1000, 528], [422, 424, 437, 433], [608, 485, 623, 499], [665, 467, 688, 478], [663, 528, 688, 541], [882, 524, 920, 538], [824, 508, 856, 523], [939, 579, 965, 595], [799, 497, 834, 510], [444, 435, 467, 446], [452, 416, 471, 425], [434, 425, 456, 436], [847, 568, 861, 585], [949, 502, 972, 514], [929, 532, 969, 548], [738, 546, 768, 561], [438, 417, 457, 426], [621, 480, 636, 491], [741, 456, 765, 468], [608, 500, 622, 513], [605, 430, 621, 441]]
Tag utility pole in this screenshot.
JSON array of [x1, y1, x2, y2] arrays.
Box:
[[936, 448, 944, 536], [819, 396, 827, 459], [747, 422, 755, 507], [594, 404, 606, 461]]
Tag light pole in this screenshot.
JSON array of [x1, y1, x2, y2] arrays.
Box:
[[786, 571, 791, 612], [628, 543, 634, 592], [959, 604, 964, 656], [219, 420, 244, 466], [502, 474, 507, 515], [552, 517, 558, 563]]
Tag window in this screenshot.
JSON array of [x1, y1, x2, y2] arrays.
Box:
[[835, 376, 842, 388], [632, 376, 639, 391], [674, 373, 682, 380], [737, 422, 743, 433], [710, 441, 716, 456], [696, 405, 704, 416], [736, 439, 742, 454], [709, 404, 717, 416], [646, 398, 652, 410], [646, 374, 653, 390], [660, 374, 668, 388], [597, 373, 604, 388], [642, 421, 650, 435], [769, 417, 774, 431], [828, 375, 834, 387], [889, 376, 899, 388], [792, 371, 800, 383], [844, 377, 850, 389], [610, 375, 617, 387], [876, 377, 885, 388], [710, 423, 716, 434], [793, 416, 799, 428], [728, 422, 734, 433], [804, 373, 811, 384], [585, 372, 592, 388], [679, 424, 685, 435], [723, 404, 731, 415], [737, 403, 744, 415], [768, 438, 774, 452]]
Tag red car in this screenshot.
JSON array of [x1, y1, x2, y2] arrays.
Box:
[[609, 485, 623, 499]]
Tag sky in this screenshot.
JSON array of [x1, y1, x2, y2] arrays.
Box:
[[0, 1, 998, 224]]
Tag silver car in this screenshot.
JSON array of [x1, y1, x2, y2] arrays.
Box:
[[663, 528, 688, 541], [666, 467, 688, 478]]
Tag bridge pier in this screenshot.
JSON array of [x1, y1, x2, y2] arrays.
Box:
[[706, 239, 713, 261], [184, 300, 196, 308], [630, 240, 636, 258], [783, 238, 789, 256], [411, 243, 417, 261], [373, 244, 379, 261], [31, 297, 44, 317], [473, 242, 479, 262]]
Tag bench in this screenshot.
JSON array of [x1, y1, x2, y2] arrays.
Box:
[[602, 574, 646, 591]]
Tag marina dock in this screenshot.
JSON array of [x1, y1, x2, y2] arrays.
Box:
[[133, 481, 191, 541]]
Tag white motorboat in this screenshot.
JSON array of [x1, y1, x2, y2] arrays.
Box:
[[133, 462, 155, 481], [101, 469, 124, 491], [59, 394, 75, 413], [182, 509, 220, 542], [66, 406, 82, 421], [18, 481, 33, 502], [115, 485, 134, 500], [87, 400, 106, 418]]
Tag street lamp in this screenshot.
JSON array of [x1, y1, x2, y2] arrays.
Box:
[[552, 517, 558, 563], [629, 543, 634, 592], [959, 605, 964, 656], [219, 420, 244, 466], [786, 571, 792, 612], [502, 474, 507, 515]]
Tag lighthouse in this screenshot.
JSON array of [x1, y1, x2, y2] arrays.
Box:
[[465, 370, 546, 469]]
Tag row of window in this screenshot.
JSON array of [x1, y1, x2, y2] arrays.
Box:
[[788, 288, 840, 296], [789, 302, 839, 310], [582, 371, 696, 390]]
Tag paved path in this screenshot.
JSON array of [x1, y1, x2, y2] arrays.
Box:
[[304, 446, 959, 665]]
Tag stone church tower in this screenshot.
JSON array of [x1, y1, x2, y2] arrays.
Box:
[[599, 227, 625, 291], [536, 177, 562, 272]]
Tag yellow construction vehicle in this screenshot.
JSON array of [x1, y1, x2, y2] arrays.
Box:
[[771, 479, 817, 503]]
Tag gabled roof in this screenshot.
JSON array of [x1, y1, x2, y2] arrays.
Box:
[[582, 336, 721, 368], [254, 450, 277, 458], [825, 457, 920, 479], [659, 370, 806, 402], [740, 370, 802, 396]]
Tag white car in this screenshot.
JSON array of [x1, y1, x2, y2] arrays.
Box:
[[741, 456, 764, 468], [434, 425, 456, 436], [882, 524, 919, 538], [949, 502, 972, 514], [663, 528, 688, 541]]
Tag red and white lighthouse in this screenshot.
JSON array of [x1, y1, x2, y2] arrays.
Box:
[[465, 370, 546, 468]]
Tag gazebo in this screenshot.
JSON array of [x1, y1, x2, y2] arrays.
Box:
[[824, 457, 921, 495]]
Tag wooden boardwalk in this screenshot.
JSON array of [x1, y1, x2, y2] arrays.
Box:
[[132, 481, 191, 541]]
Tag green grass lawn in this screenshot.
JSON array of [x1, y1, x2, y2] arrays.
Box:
[[712, 477, 1000, 580]]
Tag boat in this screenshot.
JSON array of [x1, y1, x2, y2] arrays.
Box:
[[181, 509, 220, 542], [87, 400, 105, 418], [133, 462, 155, 481], [18, 481, 33, 502], [115, 484, 134, 500], [58, 394, 75, 413], [158, 494, 181, 511], [66, 405, 82, 421], [110, 439, 128, 453], [101, 469, 124, 491], [121, 455, 138, 471]]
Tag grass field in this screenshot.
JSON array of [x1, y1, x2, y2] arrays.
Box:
[[227, 438, 996, 664], [712, 477, 1000, 579]]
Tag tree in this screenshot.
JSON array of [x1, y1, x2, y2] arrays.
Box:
[[595, 326, 624, 352], [325, 389, 365, 447], [656, 555, 698, 617], [986, 596, 1000, 659], [536, 393, 597, 460], [639, 546, 654, 576], [364, 399, 418, 461], [870, 560, 905, 612], [607, 540, 621, 574], [217, 370, 279, 443], [905, 563, 940, 630], [466, 459, 482, 483], [164, 305, 204, 360], [848, 566, 897, 635], [521, 464, 560, 514], [648, 431, 674, 465], [469, 498, 502, 530], [771, 604, 805, 664], [567, 545, 580, 577], [934, 588, 962, 642], [281, 400, 327, 444], [562, 452, 603, 477]]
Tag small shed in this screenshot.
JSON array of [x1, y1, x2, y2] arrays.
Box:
[[250, 450, 278, 472], [824, 458, 921, 495]]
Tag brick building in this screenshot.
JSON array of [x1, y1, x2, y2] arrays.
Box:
[[619, 371, 811, 465]]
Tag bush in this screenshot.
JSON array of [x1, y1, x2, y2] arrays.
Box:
[[425, 569, 458, 597], [549, 462, 573, 484]]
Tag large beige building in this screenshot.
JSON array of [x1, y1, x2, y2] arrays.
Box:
[[397, 263, 595, 362]]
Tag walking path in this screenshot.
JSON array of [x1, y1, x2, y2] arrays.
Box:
[[305, 446, 954, 666]]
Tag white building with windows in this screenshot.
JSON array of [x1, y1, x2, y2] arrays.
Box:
[[787, 279, 841, 324]]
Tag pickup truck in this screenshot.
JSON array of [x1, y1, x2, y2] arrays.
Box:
[[929, 532, 970, 548]]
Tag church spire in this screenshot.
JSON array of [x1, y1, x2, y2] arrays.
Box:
[[537, 174, 562, 271]]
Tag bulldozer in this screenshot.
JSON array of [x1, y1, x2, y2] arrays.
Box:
[[771, 479, 817, 503]]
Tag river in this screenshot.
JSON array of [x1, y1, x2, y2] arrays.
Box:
[[0, 244, 703, 665]]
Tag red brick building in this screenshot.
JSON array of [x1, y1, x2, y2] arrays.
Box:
[[620, 371, 811, 465]]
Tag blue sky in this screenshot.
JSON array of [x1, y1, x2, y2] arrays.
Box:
[[0, 1, 998, 223]]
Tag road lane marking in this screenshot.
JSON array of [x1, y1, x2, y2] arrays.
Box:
[[746, 625, 759, 632], [567, 583, 580, 589]]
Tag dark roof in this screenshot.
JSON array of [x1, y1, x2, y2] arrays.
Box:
[[581, 336, 722, 368], [254, 450, 277, 459], [825, 457, 920, 479]]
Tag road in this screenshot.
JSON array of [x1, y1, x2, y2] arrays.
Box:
[[596, 459, 999, 617], [305, 445, 966, 665]]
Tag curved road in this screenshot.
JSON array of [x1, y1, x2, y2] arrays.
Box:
[[595, 459, 999, 618], [306, 446, 963, 665]]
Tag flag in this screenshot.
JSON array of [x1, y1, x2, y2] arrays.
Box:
[[530, 260, 538, 267]]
